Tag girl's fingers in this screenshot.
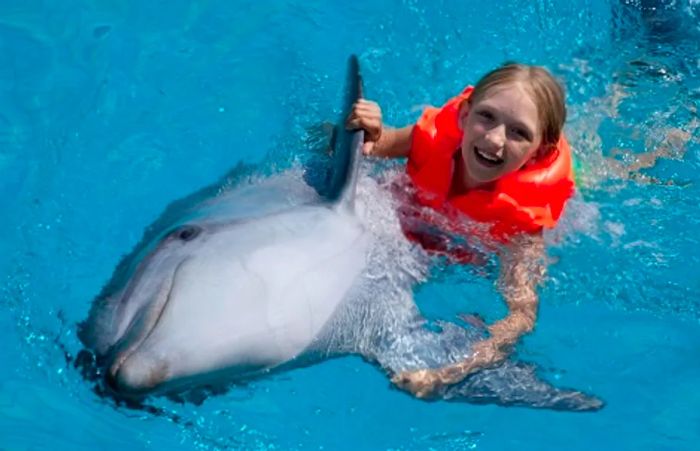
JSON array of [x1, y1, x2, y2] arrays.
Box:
[[345, 100, 383, 144], [353, 108, 381, 121], [347, 117, 381, 138], [352, 101, 382, 116], [347, 111, 381, 126], [346, 117, 378, 132]]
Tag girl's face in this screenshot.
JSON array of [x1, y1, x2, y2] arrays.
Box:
[[458, 82, 542, 188]]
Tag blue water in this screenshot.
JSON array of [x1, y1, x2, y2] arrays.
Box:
[[1, 0, 699, 449]]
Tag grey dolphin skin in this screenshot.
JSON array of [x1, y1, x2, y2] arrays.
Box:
[[79, 56, 603, 411]]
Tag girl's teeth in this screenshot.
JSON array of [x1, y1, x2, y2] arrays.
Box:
[[476, 147, 500, 162]]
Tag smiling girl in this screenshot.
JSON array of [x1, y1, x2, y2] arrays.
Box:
[[346, 63, 575, 398]]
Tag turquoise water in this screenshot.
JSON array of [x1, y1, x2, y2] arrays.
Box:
[[1, 0, 699, 449]]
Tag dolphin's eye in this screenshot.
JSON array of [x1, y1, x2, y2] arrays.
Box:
[[174, 225, 201, 242]]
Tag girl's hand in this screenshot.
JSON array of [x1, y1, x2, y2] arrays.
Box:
[[345, 99, 383, 156], [391, 369, 444, 399]]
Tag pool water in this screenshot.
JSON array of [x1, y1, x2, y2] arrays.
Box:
[[1, 0, 699, 449]]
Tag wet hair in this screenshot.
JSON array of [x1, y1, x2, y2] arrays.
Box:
[[469, 62, 566, 151]]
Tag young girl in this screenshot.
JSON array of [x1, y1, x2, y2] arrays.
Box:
[[346, 63, 575, 398]]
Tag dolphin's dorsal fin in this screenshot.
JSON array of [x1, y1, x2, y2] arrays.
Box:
[[325, 55, 364, 212]]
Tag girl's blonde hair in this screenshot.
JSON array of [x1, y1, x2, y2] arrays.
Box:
[[469, 63, 566, 151]]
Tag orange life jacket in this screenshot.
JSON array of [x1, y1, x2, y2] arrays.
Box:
[[405, 86, 575, 243]]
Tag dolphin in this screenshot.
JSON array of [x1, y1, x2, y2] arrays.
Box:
[[78, 56, 603, 411]]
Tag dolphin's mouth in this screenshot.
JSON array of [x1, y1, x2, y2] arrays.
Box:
[[106, 259, 187, 395]]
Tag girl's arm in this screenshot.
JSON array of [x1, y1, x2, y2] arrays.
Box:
[[371, 125, 414, 159], [392, 233, 546, 399], [346, 99, 413, 158]]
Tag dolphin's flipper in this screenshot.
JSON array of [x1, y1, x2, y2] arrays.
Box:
[[363, 314, 604, 412], [441, 361, 604, 411]]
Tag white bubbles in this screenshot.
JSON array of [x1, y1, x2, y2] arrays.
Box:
[[320, 166, 483, 374]]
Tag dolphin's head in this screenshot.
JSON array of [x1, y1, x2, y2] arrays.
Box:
[[79, 222, 217, 396], [77, 174, 335, 399], [79, 204, 334, 398]]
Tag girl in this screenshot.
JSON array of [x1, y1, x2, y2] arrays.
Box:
[[346, 63, 575, 398]]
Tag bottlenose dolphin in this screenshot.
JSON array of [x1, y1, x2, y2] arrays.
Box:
[[78, 56, 603, 411]]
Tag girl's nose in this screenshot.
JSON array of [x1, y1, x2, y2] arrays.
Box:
[[484, 124, 506, 151]]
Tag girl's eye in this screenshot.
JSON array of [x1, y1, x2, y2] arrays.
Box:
[[477, 111, 494, 121], [512, 127, 531, 140]]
